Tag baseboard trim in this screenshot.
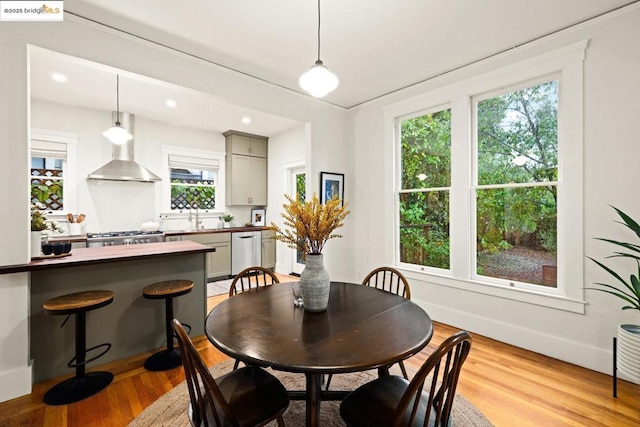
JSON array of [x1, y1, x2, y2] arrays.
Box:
[[414, 299, 613, 377], [0, 364, 32, 403]]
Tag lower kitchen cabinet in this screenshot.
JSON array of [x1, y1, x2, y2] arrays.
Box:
[[261, 229, 275, 270], [179, 233, 231, 279]]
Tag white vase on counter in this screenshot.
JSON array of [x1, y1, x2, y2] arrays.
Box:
[[30, 231, 42, 257]]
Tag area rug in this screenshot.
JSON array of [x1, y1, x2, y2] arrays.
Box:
[[129, 359, 493, 427], [206, 279, 233, 297]]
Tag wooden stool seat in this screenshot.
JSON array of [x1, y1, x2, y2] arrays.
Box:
[[143, 279, 194, 372], [44, 290, 114, 315], [143, 280, 193, 299], [42, 290, 114, 406]]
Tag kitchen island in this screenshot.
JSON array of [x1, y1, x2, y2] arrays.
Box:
[[5, 241, 213, 382]]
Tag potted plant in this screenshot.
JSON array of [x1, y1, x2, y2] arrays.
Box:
[[587, 205, 640, 384], [269, 193, 350, 311], [30, 203, 62, 257], [221, 214, 234, 228]]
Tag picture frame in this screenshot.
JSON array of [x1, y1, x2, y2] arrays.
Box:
[[251, 208, 266, 226], [320, 172, 345, 205]]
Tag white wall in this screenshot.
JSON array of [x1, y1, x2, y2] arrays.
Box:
[[266, 124, 306, 274], [31, 99, 227, 232], [0, 16, 349, 402], [349, 6, 640, 378]]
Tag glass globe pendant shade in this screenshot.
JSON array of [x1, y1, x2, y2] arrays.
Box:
[[102, 123, 133, 145], [299, 60, 339, 98]]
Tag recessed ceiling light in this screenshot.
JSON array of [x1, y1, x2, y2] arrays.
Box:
[[242, 116, 251, 124], [165, 99, 177, 108], [51, 73, 67, 82]]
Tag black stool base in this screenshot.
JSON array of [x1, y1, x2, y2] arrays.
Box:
[[144, 348, 182, 371], [43, 371, 113, 405]]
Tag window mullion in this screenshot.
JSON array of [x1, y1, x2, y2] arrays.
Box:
[[449, 94, 472, 279]]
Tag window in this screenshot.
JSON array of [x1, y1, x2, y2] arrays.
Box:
[[31, 155, 64, 210], [474, 80, 558, 288], [30, 129, 78, 214], [399, 107, 451, 269], [162, 147, 225, 212], [390, 41, 586, 312]]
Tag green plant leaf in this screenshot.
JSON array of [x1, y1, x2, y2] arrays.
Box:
[[612, 205, 640, 239], [587, 256, 635, 292], [596, 238, 640, 255], [586, 284, 640, 309]]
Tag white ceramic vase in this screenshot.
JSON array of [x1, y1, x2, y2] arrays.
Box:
[[618, 324, 640, 385], [300, 253, 330, 312], [30, 230, 43, 258]]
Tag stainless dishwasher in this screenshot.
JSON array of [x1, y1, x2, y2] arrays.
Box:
[[231, 231, 262, 275]]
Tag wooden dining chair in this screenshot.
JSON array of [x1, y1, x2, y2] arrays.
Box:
[[326, 266, 412, 390], [340, 330, 472, 427], [228, 266, 279, 297], [362, 266, 411, 300], [171, 319, 289, 427], [228, 266, 280, 370], [363, 266, 412, 379]]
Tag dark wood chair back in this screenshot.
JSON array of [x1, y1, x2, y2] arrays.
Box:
[[362, 267, 411, 300], [229, 266, 279, 296], [394, 330, 472, 426], [172, 319, 289, 427], [340, 330, 472, 427], [172, 319, 236, 427]]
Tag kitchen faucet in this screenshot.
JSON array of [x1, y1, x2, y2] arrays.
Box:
[[195, 207, 202, 230], [189, 205, 202, 230]]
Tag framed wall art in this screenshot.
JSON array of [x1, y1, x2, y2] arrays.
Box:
[[320, 172, 344, 205], [251, 208, 266, 226]]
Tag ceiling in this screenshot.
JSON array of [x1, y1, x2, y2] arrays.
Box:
[[31, 0, 638, 136]]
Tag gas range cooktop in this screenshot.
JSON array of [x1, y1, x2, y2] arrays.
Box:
[[86, 230, 165, 247], [87, 231, 163, 238]]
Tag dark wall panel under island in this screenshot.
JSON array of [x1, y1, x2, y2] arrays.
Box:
[[26, 242, 210, 382]]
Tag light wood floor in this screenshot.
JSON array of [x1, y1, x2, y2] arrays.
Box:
[[1, 276, 638, 426]]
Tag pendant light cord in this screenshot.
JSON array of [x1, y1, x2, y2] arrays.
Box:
[[316, 0, 321, 61], [115, 74, 121, 124]]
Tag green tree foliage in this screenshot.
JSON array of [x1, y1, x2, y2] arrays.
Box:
[[400, 110, 451, 268], [296, 173, 306, 203], [399, 80, 559, 271], [476, 82, 558, 253], [170, 180, 216, 210]]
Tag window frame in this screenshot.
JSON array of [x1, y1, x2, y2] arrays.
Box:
[[160, 145, 226, 214], [30, 128, 78, 218], [386, 40, 587, 313], [470, 76, 561, 294], [397, 103, 452, 272]]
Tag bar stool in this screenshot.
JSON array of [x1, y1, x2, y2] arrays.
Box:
[[42, 290, 114, 405], [143, 279, 193, 371]]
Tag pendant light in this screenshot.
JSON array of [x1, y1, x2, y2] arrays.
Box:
[[102, 74, 133, 145], [299, 0, 339, 98]]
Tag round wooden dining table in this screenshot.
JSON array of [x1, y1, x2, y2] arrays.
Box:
[[205, 281, 433, 427]]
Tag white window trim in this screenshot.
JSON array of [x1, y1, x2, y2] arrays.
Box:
[[30, 128, 78, 216], [160, 145, 226, 214], [384, 40, 587, 314]]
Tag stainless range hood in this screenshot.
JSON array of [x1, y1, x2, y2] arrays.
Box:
[[88, 112, 161, 183]]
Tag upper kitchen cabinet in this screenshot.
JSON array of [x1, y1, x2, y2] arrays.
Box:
[[224, 131, 268, 206], [224, 131, 267, 158]]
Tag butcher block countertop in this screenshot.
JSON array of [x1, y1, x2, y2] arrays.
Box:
[[0, 241, 213, 274]]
